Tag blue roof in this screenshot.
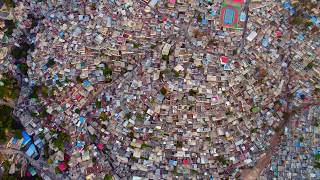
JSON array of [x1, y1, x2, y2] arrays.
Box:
[[224, 8, 235, 25], [283, 2, 292, 10], [210, 9, 217, 16], [224, 63, 232, 71], [28, 166, 37, 176], [76, 141, 85, 148], [240, 12, 246, 21], [83, 80, 91, 87], [59, 31, 65, 38], [76, 141, 81, 148], [310, 16, 319, 26], [22, 131, 31, 146], [34, 139, 42, 145], [79, 116, 86, 124], [297, 33, 305, 41], [295, 90, 305, 98], [279, 99, 288, 106], [12, 138, 18, 145], [289, 8, 295, 15], [201, 18, 208, 25], [115, 113, 120, 118], [54, 74, 59, 81], [262, 37, 269, 47], [169, 160, 177, 166], [42, 65, 48, 70], [26, 144, 36, 157]]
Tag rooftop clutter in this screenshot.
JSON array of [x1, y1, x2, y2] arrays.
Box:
[[0, 0, 319, 179]]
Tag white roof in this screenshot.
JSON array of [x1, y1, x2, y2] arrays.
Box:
[[244, 159, 253, 164], [162, 43, 172, 55], [148, 0, 159, 7], [174, 64, 184, 72], [246, 31, 257, 42]]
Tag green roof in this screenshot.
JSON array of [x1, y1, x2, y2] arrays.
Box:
[[251, 107, 261, 113]]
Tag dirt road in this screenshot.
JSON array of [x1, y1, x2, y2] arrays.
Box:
[[241, 101, 320, 179]]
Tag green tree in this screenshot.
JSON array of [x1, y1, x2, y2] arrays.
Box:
[[104, 174, 113, 180], [40, 86, 49, 97], [305, 62, 314, 70], [95, 100, 102, 108], [103, 66, 112, 76], [30, 86, 39, 99], [197, 15, 202, 22], [2, 160, 11, 173], [43, 143, 50, 159], [299, 136, 304, 142], [4, 0, 15, 8], [216, 155, 228, 165], [100, 112, 108, 121], [176, 141, 183, 148], [141, 143, 151, 149], [160, 87, 168, 95], [125, 112, 132, 119], [136, 112, 145, 121], [55, 167, 61, 174], [16, 163, 22, 169], [75, 109, 81, 114], [161, 55, 169, 61], [0, 75, 20, 100], [173, 70, 180, 77], [0, 105, 15, 143], [188, 89, 198, 96], [315, 154, 320, 169], [52, 132, 71, 151], [289, 16, 304, 25], [39, 108, 48, 118], [76, 76, 83, 84], [4, 20, 16, 37], [46, 58, 56, 68], [173, 167, 178, 176], [17, 63, 28, 75], [133, 43, 141, 48], [14, 130, 22, 139], [11, 42, 32, 59]]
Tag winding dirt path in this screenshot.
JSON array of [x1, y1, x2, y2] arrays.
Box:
[[241, 101, 320, 179], [0, 99, 15, 108]]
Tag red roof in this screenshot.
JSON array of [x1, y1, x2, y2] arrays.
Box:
[[75, 95, 82, 101], [275, 31, 282, 37], [234, 61, 241, 68], [220, 56, 229, 64], [64, 153, 71, 161], [233, 0, 244, 3], [58, 162, 67, 172], [97, 143, 104, 150], [162, 16, 167, 22], [26, 172, 32, 177], [183, 159, 189, 165]]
